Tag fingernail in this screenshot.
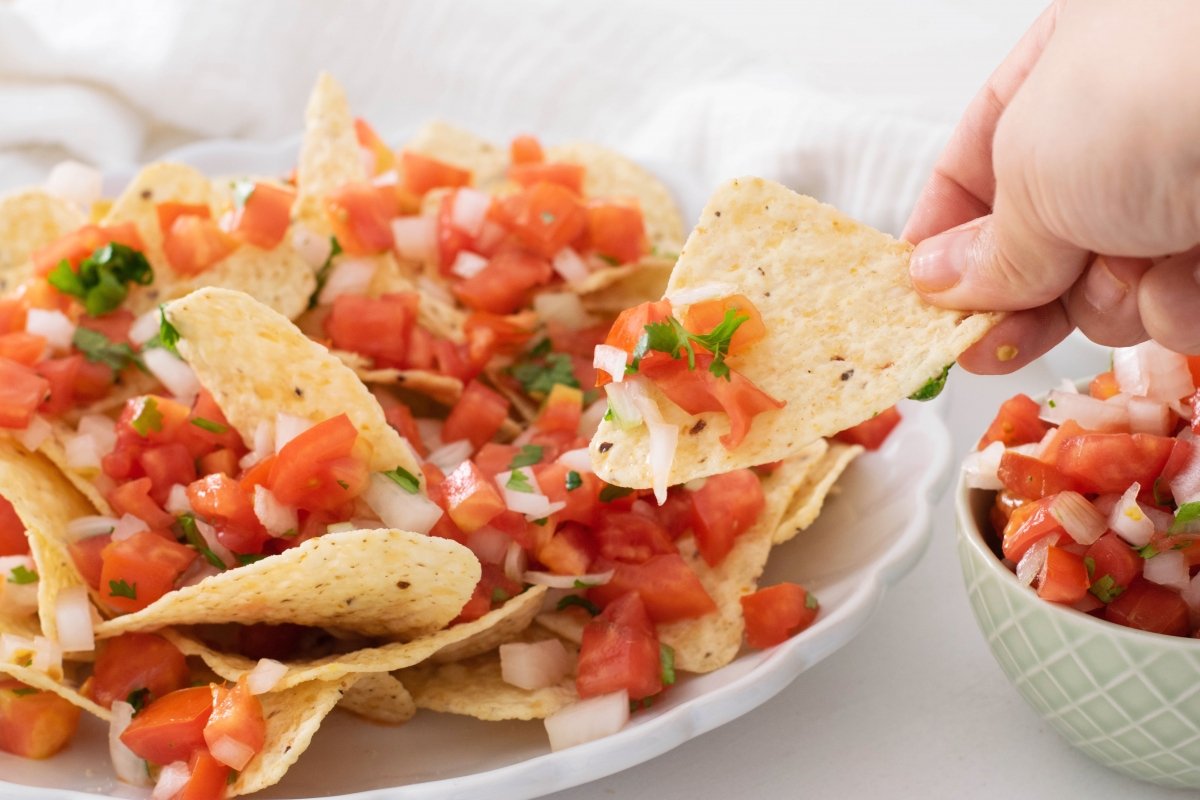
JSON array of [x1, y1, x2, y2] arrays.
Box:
[[909, 224, 977, 293], [1083, 258, 1128, 312]]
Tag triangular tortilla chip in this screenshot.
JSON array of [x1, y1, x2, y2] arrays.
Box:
[[294, 72, 366, 230], [405, 120, 508, 189], [0, 617, 108, 720], [590, 177, 1001, 488], [336, 672, 416, 725], [0, 189, 85, 289], [773, 441, 862, 545]]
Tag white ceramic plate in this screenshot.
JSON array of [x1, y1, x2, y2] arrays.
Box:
[[0, 140, 948, 800]]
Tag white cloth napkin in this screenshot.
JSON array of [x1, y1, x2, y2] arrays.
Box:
[[0, 0, 950, 235]]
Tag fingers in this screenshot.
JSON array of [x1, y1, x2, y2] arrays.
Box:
[[902, 3, 1060, 245], [1137, 247, 1200, 353], [957, 301, 1073, 375], [1064, 256, 1150, 347]]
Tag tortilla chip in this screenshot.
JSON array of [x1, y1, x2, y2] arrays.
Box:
[[405, 121, 508, 189], [336, 672, 416, 725], [35, 433, 113, 517], [0, 190, 85, 288], [773, 442, 862, 545], [575, 254, 675, 299], [294, 72, 365, 229], [430, 584, 545, 663], [334, 350, 464, 407], [546, 141, 685, 251], [366, 253, 467, 342], [658, 442, 826, 673], [102, 161, 210, 281], [533, 608, 589, 645], [0, 663, 110, 721], [165, 287, 423, 478], [94, 528, 481, 640], [590, 178, 1001, 488], [231, 677, 354, 797], [164, 586, 546, 691]]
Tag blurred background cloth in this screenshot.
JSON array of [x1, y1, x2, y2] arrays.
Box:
[[0, 0, 1045, 235]]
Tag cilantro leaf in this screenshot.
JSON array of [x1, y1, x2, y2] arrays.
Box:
[[108, 579, 137, 600], [47, 243, 153, 317], [908, 363, 953, 401], [1089, 574, 1124, 603], [556, 594, 600, 615], [508, 445, 544, 469], [381, 466, 421, 494], [1171, 501, 1200, 533], [237, 554, 267, 566], [190, 417, 228, 434], [126, 688, 149, 713], [491, 587, 511, 604], [631, 309, 749, 380], [509, 352, 579, 397], [131, 397, 163, 437], [660, 643, 676, 686], [157, 307, 181, 356], [506, 470, 535, 493], [10, 687, 38, 697], [175, 513, 226, 571], [1136, 544, 1159, 560], [72, 327, 145, 374], [565, 470, 583, 492], [231, 180, 256, 209], [689, 308, 750, 379], [805, 592, 819, 611], [308, 236, 343, 310], [599, 484, 633, 503], [1083, 556, 1096, 578], [8, 565, 38, 585]]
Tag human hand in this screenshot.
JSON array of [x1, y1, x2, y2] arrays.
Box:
[[904, 0, 1200, 374]]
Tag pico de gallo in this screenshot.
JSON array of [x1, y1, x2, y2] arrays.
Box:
[[968, 340, 1200, 638]]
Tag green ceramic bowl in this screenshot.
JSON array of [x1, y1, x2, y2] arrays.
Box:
[[957, 473, 1200, 788]]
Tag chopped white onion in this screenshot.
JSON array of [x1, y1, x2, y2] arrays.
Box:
[[665, 282, 738, 308], [25, 309, 75, 352], [557, 448, 593, 474], [292, 224, 333, 268], [317, 257, 377, 305], [30, 636, 62, 677], [1142, 505, 1175, 533], [534, 292, 597, 330], [362, 472, 443, 535], [1049, 491, 1107, 546], [1144, 550, 1190, 592], [503, 540, 528, 584], [545, 691, 630, 751], [578, 399, 607, 439], [415, 418, 445, 453], [1109, 483, 1155, 546], [165, 484, 192, 515], [209, 734, 256, 771], [450, 188, 491, 237], [193, 518, 234, 568], [54, 585, 95, 653], [246, 658, 288, 695], [65, 515, 117, 542], [428, 439, 473, 473], [1056, 378, 1081, 395], [111, 514, 149, 543], [1127, 396, 1173, 436], [274, 413, 312, 453], [392, 216, 437, 263], [239, 420, 275, 469], [63, 431, 102, 471], [593, 344, 628, 383], [551, 247, 591, 285], [500, 639, 572, 691], [1016, 535, 1055, 587], [143, 348, 201, 403], [624, 379, 674, 504], [1113, 342, 1194, 403], [78, 414, 117, 455], [450, 250, 489, 279], [522, 570, 614, 589], [0, 556, 39, 617], [467, 527, 512, 565], [498, 468, 558, 518], [604, 382, 642, 429], [962, 440, 1007, 491], [110, 701, 152, 787], [129, 310, 162, 345], [13, 414, 52, 451], [510, 425, 537, 448], [152, 761, 191, 799], [254, 485, 298, 537], [631, 499, 656, 517], [45, 160, 102, 207], [1040, 390, 1128, 432], [683, 477, 707, 492], [325, 522, 356, 534]]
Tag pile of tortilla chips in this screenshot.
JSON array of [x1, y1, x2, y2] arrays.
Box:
[[0, 73, 996, 796]]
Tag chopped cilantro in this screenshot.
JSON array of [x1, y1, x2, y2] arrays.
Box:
[[190, 417, 228, 434], [10, 688, 38, 697], [227, 769, 239, 786], [131, 397, 163, 437], [599, 484, 633, 503], [108, 579, 137, 600], [565, 470, 583, 492], [539, 211, 556, 224], [1171, 501, 1200, 533], [908, 363, 953, 401], [508, 445, 544, 469], [336, 479, 350, 490], [1153, 477, 1172, 507], [804, 592, 819, 611], [529, 337, 552, 358], [532, 517, 548, 526], [46, 243, 153, 317], [603, 408, 613, 422], [1083, 556, 1096, 578], [573, 578, 601, 589], [596, 253, 621, 266], [506, 470, 535, 493], [308, 236, 343, 310], [632, 309, 749, 380], [491, 587, 511, 604], [660, 643, 676, 686], [509, 352, 579, 397], [1047, 398, 1057, 409], [156, 307, 181, 356], [231, 180, 256, 208], [1089, 575, 1124, 603], [72, 327, 144, 374], [8, 565, 37, 585], [1136, 544, 1159, 560], [175, 513, 226, 570], [126, 688, 149, 712], [381, 466, 421, 494], [237, 553, 267, 566], [556, 594, 600, 615]]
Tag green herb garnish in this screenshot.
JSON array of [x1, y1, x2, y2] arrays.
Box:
[[1171, 501, 1200, 533], [1089, 575, 1124, 604], [237, 554, 267, 566], [11, 688, 38, 697], [660, 643, 676, 686], [108, 579, 137, 600], [1136, 544, 1159, 560], [631, 308, 749, 380], [556, 594, 600, 615], [565, 470, 583, 492], [175, 513, 226, 570], [231, 180, 256, 209], [156, 306, 181, 356], [126, 688, 149, 713], [130, 397, 163, 437], [307, 236, 343, 310], [805, 592, 819, 611], [47, 243, 153, 317], [491, 587, 511, 604], [908, 363, 953, 401], [509, 352, 579, 397], [509, 445, 544, 470], [1083, 556, 1096, 579], [190, 417, 228, 434], [506, 470, 535, 493], [381, 466, 421, 494], [72, 327, 144, 374], [599, 484, 633, 503], [8, 565, 38, 585]]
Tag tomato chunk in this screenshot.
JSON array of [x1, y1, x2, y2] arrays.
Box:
[[441, 460, 506, 533], [589, 554, 717, 623], [509, 135, 544, 165], [0, 496, 27, 556], [0, 358, 50, 429], [689, 469, 764, 566], [1104, 580, 1189, 636], [325, 292, 419, 367], [741, 583, 819, 648], [681, 294, 766, 356], [834, 406, 902, 450], [229, 182, 295, 249], [978, 394, 1050, 449], [0, 680, 81, 759], [442, 380, 510, 450], [593, 512, 676, 564], [162, 214, 237, 276], [1056, 433, 1174, 495], [90, 633, 190, 709], [494, 182, 587, 258], [401, 151, 471, 196], [585, 202, 645, 265], [576, 593, 662, 701], [508, 162, 584, 194], [1037, 546, 1090, 604], [1000, 495, 1063, 562], [997, 451, 1080, 501], [99, 531, 197, 613], [1084, 532, 1143, 593], [178, 749, 232, 800], [204, 677, 266, 771], [452, 250, 553, 314], [453, 563, 523, 624], [266, 414, 368, 513], [325, 182, 396, 255], [120, 685, 213, 766]]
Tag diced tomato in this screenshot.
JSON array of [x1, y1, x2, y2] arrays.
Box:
[[77, 307, 135, 347], [1056, 433, 1174, 495], [602, 300, 672, 359], [454, 563, 523, 624], [442, 460, 506, 533], [507, 162, 584, 194], [0, 358, 50, 428], [535, 463, 600, 526], [32, 222, 146, 277], [1037, 546, 1090, 604], [432, 338, 476, 382], [325, 292, 419, 367], [0, 680, 81, 759], [1039, 419, 1088, 466], [493, 182, 587, 259], [577, 593, 662, 701], [36, 354, 113, 417], [100, 531, 197, 613], [162, 214, 237, 276], [355, 118, 396, 174], [139, 443, 198, 505], [266, 414, 368, 513], [452, 250, 554, 314], [402, 151, 471, 196], [589, 554, 717, 623], [0, 332, 46, 366], [0, 297, 25, 335], [536, 522, 596, 575], [155, 202, 211, 235], [1000, 495, 1063, 562], [1104, 580, 1190, 636], [325, 181, 396, 255], [204, 677, 266, 771], [89, 633, 190, 709], [107, 477, 176, 530], [1084, 532, 1142, 592], [834, 406, 902, 451], [584, 202, 645, 266], [464, 311, 537, 363], [120, 685, 213, 766], [509, 135, 544, 165], [474, 443, 521, 478], [997, 451, 1081, 501], [442, 380, 510, 450], [978, 394, 1050, 449], [177, 749, 232, 800], [681, 294, 766, 357], [229, 182, 295, 250], [68, 534, 109, 590], [436, 192, 471, 273], [1090, 371, 1121, 400], [593, 512, 676, 563], [535, 383, 583, 434], [188, 472, 268, 555], [689, 469, 765, 566], [741, 583, 819, 648], [198, 447, 239, 478], [379, 397, 426, 458], [0, 496, 27, 556]]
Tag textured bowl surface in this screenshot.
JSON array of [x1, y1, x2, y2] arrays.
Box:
[[957, 477, 1200, 788]]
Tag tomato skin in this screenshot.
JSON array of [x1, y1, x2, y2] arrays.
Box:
[[997, 451, 1081, 501], [741, 583, 819, 648], [681, 294, 766, 356], [577, 593, 662, 701], [325, 182, 396, 255], [473, 444, 521, 478], [1037, 546, 1090, 604], [1000, 495, 1063, 562], [509, 135, 544, 165], [834, 406, 902, 450], [0, 496, 27, 556], [494, 182, 587, 258], [978, 394, 1050, 449], [108, 477, 176, 531], [1084, 532, 1142, 592], [187, 472, 269, 555], [230, 182, 295, 249], [0, 332, 47, 366], [266, 414, 368, 513], [204, 678, 266, 771], [537, 523, 596, 574], [589, 554, 717, 623], [139, 443, 198, 505], [508, 162, 585, 194], [535, 383, 583, 434], [68, 534, 110, 590], [452, 250, 554, 314], [584, 202, 645, 265], [442, 380, 510, 450], [163, 214, 237, 276], [36, 354, 114, 417], [599, 301, 672, 378], [534, 463, 600, 526], [325, 293, 418, 368], [178, 749, 232, 800], [592, 512, 676, 564], [100, 531, 197, 613], [1104, 580, 1190, 636], [120, 685, 213, 766], [0, 358, 50, 429], [1056, 433, 1174, 495], [454, 564, 524, 624], [0, 680, 81, 759], [89, 633, 190, 710], [689, 469, 764, 566], [441, 460, 506, 533], [402, 151, 471, 196]]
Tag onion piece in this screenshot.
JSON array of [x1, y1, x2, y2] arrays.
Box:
[[152, 761, 191, 799], [165, 484, 192, 515], [497, 468, 557, 518], [143, 348, 201, 403], [326, 521, 356, 534], [30, 636, 62, 677], [578, 399, 607, 438], [13, 414, 52, 451], [500, 639, 572, 690], [55, 585, 95, 653], [1144, 550, 1190, 592], [665, 282, 738, 308], [316, 257, 377, 305], [193, 518, 234, 567], [1109, 482, 1155, 546], [551, 247, 590, 285], [362, 473, 443, 535], [209, 734, 256, 771], [467, 527, 512, 565], [274, 413, 312, 453], [292, 224, 334, 268], [246, 658, 288, 695], [65, 515, 118, 542], [25, 309, 74, 352], [1016, 535, 1055, 587], [45, 160, 102, 207], [523, 570, 614, 589], [239, 420, 275, 469], [392, 216, 437, 263], [961, 443, 1005, 490], [1127, 396, 1173, 436], [503, 540, 528, 584], [450, 188, 491, 237], [1040, 390, 1128, 431], [1113, 341, 1194, 403], [1049, 491, 1106, 546], [110, 700, 152, 786], [593, 345, 628, 383], [63, 431, 101, 471], [254, 486, 298, 537], [545, 690, 630, 751], [427, 439, 473, 473], [111, 514, 150, 542], [625, 380, 675, 504], [556, 448, 593, 473], [450, 250, 489, 279], [604, 382, 642, 429], [78, 414, 117, 455], [534, 292, 597, 331]]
